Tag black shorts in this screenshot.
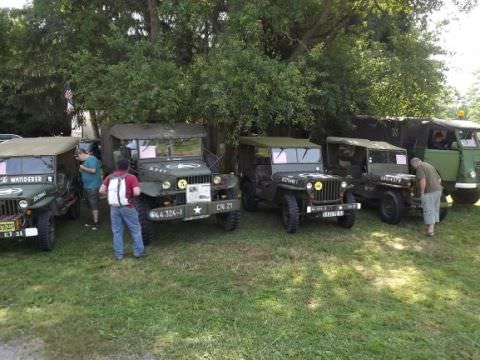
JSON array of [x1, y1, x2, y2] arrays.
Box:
[[84, 188, 99, 210]]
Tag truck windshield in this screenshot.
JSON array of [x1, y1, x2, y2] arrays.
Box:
[[138, 138, 202, 159], [272, 148, 321, 164], [0, 156, 54, 175], [458, 129, 480, 148], [369, 150, 408, 165]]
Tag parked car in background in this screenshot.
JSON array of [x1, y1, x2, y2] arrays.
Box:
[[326, 137, 448, 224], [352, 116, 480, 205], [0, 137, 81, 251], [238, 137, 361, 233], [102, 123, 241, 245]]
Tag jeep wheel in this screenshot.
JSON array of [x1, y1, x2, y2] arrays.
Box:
[[337, 192, 357, 229], [439, 194, 448, 222], [379, 191, 404, 224], [451, 190, 480, 205], [216, 190, 241, 231], [135, 196, 154, 246], [37, 210, 56, 251], [241, 181, 258, 211], [67, 196, 81, 220], [282, 193, 299, 233]]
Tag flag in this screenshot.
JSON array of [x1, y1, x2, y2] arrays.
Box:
[[64, 83, 74, 114]]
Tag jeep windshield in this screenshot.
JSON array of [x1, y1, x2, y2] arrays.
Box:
[[272, 148, 321, 164], [0, 156, 54, 175], [368, 150, 408, 165], [458, 129, 480, 148], [137, 138, 202, 160]]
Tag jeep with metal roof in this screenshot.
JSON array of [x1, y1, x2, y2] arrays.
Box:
[[102, 123, 240, 244], [326, 137, 448, 224], [0, 137, 81, 250], [238, 137, 361, 233], [353, 116, 480, 205]]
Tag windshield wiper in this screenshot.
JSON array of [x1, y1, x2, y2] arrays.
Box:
[[274, 148, 286, 160]]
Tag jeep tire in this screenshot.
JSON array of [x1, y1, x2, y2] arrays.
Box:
[[452, 190, 480, 205], [282, 193, 299, 233], [135, 196, 154, 246], [216, 189, 241, 231], [37, 210, 56, 251], [379, 190, 404, 224], [241, 181, 258, 211], [337, 192, 356, 229]]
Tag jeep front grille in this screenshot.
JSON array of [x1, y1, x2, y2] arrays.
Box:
[[314, 180, 341, 203], [476, 161, 480, 178], [0, 200, 19, 217], [175, 175, 212, 190]]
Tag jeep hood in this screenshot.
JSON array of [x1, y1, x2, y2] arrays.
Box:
[[138, 159, 212, 182], [0, 184, 56, 201], [274, 172, 342, 186]]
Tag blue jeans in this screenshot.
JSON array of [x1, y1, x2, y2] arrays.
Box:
[[110, 206, 144, 258]]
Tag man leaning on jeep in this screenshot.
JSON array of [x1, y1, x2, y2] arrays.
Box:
[[410, 157, 443, 237]]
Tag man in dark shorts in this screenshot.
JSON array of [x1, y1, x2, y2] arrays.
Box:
[[410, 157, 443, 236], [99, 159, 145, 260], [79, 148, 102, 230]]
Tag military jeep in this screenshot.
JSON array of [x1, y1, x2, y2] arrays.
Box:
[[238, 137, 361, 233], [102, 123, 241, 244], [0, 137, 81, 251], [326, 137, 448, 224]]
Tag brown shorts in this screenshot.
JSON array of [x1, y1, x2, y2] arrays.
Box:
[[84, 188, 99, 211]]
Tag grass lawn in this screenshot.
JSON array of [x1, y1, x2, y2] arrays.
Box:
[[0, 202, 479, 359]]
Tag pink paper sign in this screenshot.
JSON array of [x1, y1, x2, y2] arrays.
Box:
[[139, 146, 156, 159], [0, 162, 6, 175], [396, 154, 407, 165]]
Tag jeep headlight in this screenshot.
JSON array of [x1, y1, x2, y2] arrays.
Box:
[[213, 175, 222, 185], [470, 170, 476, 179], [162, 181, 171, 190], [306, 182, 313, 190], [177, 179, 188, 190], [19, 200, 28, 209], [341, 181, 348, 189]]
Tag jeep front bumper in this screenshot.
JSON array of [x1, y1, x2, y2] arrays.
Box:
[[306, 203, 361, 215], [0, 227, 38, 239], [148, 199, 240, 221]]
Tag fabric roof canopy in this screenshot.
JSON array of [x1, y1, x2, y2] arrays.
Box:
[[239, 137, 320, 148], [430, 119, 480, 130], [327, 137, 405, 151], [108, 123, 206, 140], [0, 137, 79, 156]]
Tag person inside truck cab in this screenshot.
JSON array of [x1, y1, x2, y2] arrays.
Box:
[[430, 131, 451, 150]]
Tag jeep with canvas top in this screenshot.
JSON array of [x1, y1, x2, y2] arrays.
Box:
[[238, 137, 361, 233], [353, 116, 480, 205], [0, 137, 81, 250], [326, 137, 448, 224], [102, 123, 240, 244]]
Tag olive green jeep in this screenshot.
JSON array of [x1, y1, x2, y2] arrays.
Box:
[[326, 137, 448, 224], [102, 123, 241, 245], [238, 137, 361, 233], [0, 137, 81, 251]]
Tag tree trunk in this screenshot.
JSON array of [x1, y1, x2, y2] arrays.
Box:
[[147, 0, 160, 42], [289, 0, 333, 60]]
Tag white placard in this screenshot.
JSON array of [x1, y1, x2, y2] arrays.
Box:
[[396, 154, 407, 165], [186, 183, 211, 203]]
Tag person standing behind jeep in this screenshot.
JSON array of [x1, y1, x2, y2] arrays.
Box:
[[79, 148, 102, 230], [410, 158, 443, 237], [99, 159, 145, 260]]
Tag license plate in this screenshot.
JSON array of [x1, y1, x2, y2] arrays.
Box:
[[0, 221, 15, 232], [322, 211, 344, 218]]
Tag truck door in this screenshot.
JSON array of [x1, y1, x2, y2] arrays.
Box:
[[422, 128, 460, 182]]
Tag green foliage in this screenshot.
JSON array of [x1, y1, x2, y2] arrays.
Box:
[[1, 0, 478, 137]]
